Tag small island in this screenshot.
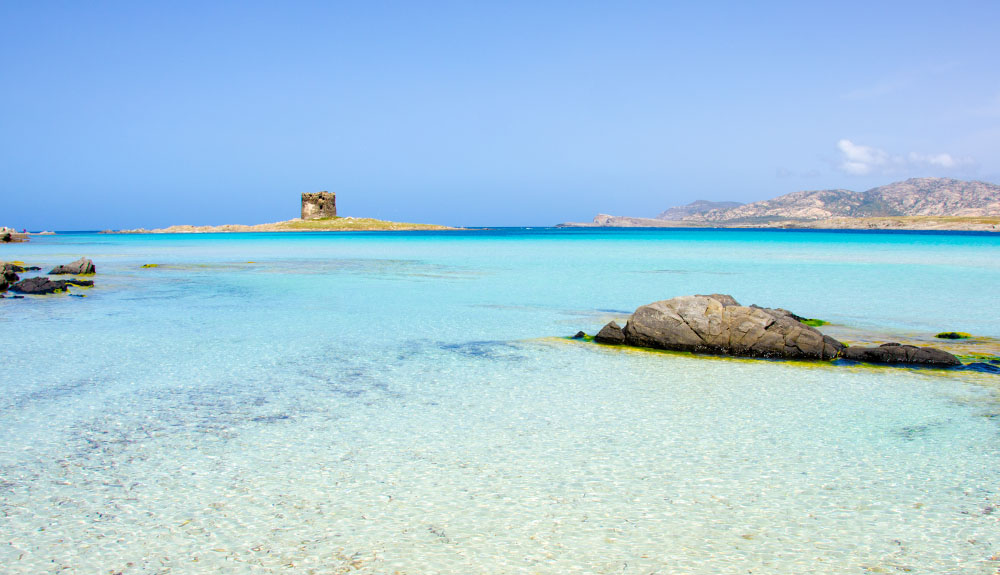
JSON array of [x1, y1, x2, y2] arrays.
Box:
[[106, 192, 460, 233]]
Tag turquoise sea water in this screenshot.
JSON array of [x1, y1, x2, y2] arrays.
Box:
[[2, 228, 999, 574]]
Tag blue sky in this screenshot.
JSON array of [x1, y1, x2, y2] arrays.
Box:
[[2, 1, 999, 229]]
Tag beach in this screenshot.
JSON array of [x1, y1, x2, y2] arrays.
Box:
[[2, 228, 998, 574]]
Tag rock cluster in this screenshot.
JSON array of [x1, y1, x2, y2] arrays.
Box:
[[1, 258, 96, 297], [587, 294, 962, 368]]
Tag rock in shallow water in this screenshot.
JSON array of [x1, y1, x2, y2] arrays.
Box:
[[49, 257, 95, 275], [583, 294, 963, 369], [621, 294, 843, 360], [594, 321, 626, 345], [840, 343, 961, 367], [1, 263, 20, 291], [9, 277, 94, 295]]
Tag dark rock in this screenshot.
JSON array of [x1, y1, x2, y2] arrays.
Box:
[[572, 331, 586, 339], [8, 277, 87, 295], [935, 332, 971, 339], [49, 257, 95, 275], [594, 321, 626, 345], [1, 263, 21, 292], [2, 263, 19, 282], [622, 294, 842, 360], [839, 344, 961, 367]]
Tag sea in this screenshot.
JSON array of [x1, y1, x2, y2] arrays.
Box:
[[1, 228, 998, 574]]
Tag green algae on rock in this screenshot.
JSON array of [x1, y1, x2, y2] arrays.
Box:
[[936, 331, 972, 339]]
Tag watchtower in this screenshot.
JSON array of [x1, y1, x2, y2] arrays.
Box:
[[301, 191, 337, 220]]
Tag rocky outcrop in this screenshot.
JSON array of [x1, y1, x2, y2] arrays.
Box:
[[840, 343, 961, 366], [1, 227, 28, 243], [49, 258, 95, 275], [620, 294, 843, 360], [9, 277, 93, 295], [594, 321, 626, 344], [301, 191, 337, 220], [582, 294, 964, 368]]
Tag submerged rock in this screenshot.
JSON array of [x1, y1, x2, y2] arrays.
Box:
[[621, 294, 843, 360], [9, 277, 94, 295], [935, 331, 971, 339], [839, 343, 961, 367], [49, 257, 95, 275], [594, 321, 626, 345]]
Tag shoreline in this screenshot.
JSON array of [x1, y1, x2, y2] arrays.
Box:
[[557, 215, 1000, 232]]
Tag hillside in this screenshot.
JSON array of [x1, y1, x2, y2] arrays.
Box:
[[688, 178, 1000, 222], [656, 200, 743, 220], [560, 178, 1000, 231]]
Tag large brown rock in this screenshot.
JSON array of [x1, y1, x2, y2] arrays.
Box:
[[49, 257, 95, 275], [622, 294, 843, 360], [839, 343, 961, 367]]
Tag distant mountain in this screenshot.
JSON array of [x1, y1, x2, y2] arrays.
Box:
[[557, 178, 1000, 231], [656, 200, 743, 220], [686, 178, 1000, 222]]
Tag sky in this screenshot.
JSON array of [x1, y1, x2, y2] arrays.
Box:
[[2, 1, 999, 229]]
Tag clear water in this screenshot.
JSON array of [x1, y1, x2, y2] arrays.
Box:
[[2, 228, 999, 574]]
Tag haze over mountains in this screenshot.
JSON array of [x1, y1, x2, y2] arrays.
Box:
[[563, 178, 1000, 230]]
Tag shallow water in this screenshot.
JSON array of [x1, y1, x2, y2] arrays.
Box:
[[2, 228, 999, 574]]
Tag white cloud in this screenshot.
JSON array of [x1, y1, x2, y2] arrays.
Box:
[[837, 139, 890, 175], [908, 152, 957, 168], [836, 139, 974, 175]]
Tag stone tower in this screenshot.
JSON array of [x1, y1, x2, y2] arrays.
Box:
[[301, 191, 337, 220]]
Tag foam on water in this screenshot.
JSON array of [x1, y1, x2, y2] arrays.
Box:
[[1, 229, 999, 574]]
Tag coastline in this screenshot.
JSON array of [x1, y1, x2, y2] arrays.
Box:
[[557, 215, 1000, 232], [103, 217, 461, 234]]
